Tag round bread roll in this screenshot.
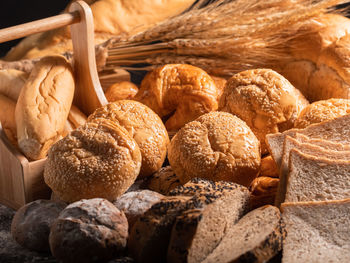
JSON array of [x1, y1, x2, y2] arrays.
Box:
[[134, 64, 219, 132], [219, 68, 309, 154], [44, 118, 142, 203], [168, 111, 261, 187], [295, 99, 350, 128], [105, 81, 138, 102], [88, 100, 169, 177], [113, 190, 164, 229], [15, 55, 75, 160], [11, 199, 66, 252], [49, 198, 128, 263]]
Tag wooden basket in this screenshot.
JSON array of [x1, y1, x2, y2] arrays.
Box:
[[0, 1, 107, 209]]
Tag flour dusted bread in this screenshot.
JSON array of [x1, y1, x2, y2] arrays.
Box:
[[282, 199, 350, 263], [49, 198, 128, 263], [219, 68, 308, 153], [135, 64, 219, 132], [203, 205, 284, 263], [285, 149, 350, 203], [44, 119, 142, 203], [88, 100, 169, 177], [11, 200, 66, 252], [168, 111, 261, 186], [15, 55, 75, 160]]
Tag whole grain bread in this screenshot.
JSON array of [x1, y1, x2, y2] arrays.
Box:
[[203, 205, 284, 263], [167, 180, 251, 263], [281, 199, 350, 263], [285, 149, 350, 202], [128, 178, 250, 263]]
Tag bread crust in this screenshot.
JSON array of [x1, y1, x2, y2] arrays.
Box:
[[15, 55, 75, 160], [0, 69, 28, 101], [105, 81, 138, 102], [44, 119, 142, 203], [135, 64, 219, 132], [219, 68, 309, 154], [168, 111, 261, 187], [0, 94, 17, 145], [88, 100, 169, 177]]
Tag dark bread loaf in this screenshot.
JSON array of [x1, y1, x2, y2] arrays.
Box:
[[49, 198, 128, 263], [129, 178, 250, 263], [203, 205, 284, 263], [113, 190, 164, 229], [11, 199, 66, 252], [167, 180, 250, 263]]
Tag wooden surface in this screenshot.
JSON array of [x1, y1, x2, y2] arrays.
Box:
[[70, 1, 108, 115]]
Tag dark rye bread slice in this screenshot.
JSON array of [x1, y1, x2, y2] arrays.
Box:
[[203, 205, 284, 263], [266, 114, 350, 168], [281, 199, 350, 263], [128, 178, 250, 263], [285, 149, 350, 202], [275, 136, 350, 206], [167, 179, 251, 263]]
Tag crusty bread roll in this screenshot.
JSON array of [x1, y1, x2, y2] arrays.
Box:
[[0, 69, 28, 101], [105, 81, 138, 102], [4, 0, 196, 61], [15, 55, 75, 160], [219, 68, 309, 154], [295, 98, 350, 128], [88, 100, 169, 177], [0, 94, 17, 145], [168, 111, 261, 187], [135, 64, 219, 132], [44, 119, 142, 203], [278, 14, 350, 102]]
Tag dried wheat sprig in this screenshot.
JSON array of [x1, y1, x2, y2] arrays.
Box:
[[101, 0, 349, 77]]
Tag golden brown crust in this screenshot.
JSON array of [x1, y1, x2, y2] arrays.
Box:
[[88, 100, 169, 177], [0, 69, 28, 101], [210, 75, 227, 99], [68, 105, 87, 129], [15, 55, 75, 160], [260, 155, 279, 178], [295, 99, 350, 128], [44, 119, 142, 203], [135, 64, 219, 132], [168, 111, 261, 187], [219, 68, 309, 154], [250, 176, 279, 209], [104, 81, 138, 102], [0, 94, 17, 146]]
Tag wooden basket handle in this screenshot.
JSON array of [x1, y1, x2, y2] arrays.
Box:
[[0, 1, 107, 115]]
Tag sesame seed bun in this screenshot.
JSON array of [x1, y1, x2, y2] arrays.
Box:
[[44, 119, 142, 203], [168, 111, 261, 187]]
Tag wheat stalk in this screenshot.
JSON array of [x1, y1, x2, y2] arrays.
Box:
[[101, 0, 349, 76]]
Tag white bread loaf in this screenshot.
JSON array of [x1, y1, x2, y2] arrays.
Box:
[[15, 55, 75, 160]]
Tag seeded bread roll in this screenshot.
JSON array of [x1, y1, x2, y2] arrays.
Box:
[[15, 55, 75, 160], [11, 199, 66, 252], [168, 111, 261, 187], [88, 100, 169, 177], [44, 119, 142, 203], [294, 98, 350, 128], [49, 198, 128, 263], [219, 68, 309, 153], [135, 64, 219, 132]]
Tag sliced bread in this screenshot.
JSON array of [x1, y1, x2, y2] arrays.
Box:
[[266, 114, 350, 168], [203, 205, 284, 263], [167, 181, 250, 263], [275, 135, 350, 206], [281, 199, 350, 263], [128, 178, 250, 263], [285, 149, 350, 202]]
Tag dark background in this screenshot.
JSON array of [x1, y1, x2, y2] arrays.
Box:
[[0, 0, 71, 57]]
